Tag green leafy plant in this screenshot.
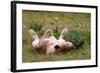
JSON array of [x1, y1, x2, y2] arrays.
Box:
[[53, 25, 60, 39], [30, 21, 43, 31], [64, 30, 85, 48], [29, 21, 44, 36], [81, 31, 91, 44]]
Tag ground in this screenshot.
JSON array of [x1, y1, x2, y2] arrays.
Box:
[[22, 10, 91, 63]]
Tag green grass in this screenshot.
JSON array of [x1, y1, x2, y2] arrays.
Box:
[[22, 10, 91, 63]]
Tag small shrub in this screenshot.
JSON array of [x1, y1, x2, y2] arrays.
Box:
[[53, 25, 60, 39], [39, 28, 45, 37], [64, 30, 85, 48], [30, 21, 43, 32], [81, 31, 91, 44], [29, 21, 44, 36]]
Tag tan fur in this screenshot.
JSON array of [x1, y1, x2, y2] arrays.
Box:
[[29, 28, 73, 54]]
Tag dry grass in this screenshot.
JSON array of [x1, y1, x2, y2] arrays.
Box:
[[22, 10, 91, 63]]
